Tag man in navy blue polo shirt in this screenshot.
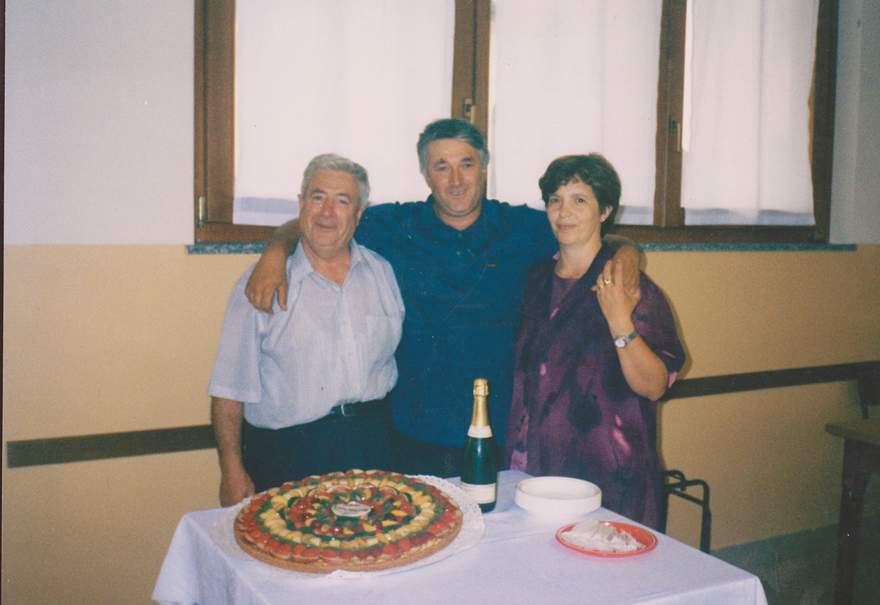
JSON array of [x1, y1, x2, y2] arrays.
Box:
[[245, 119, 640, 478]]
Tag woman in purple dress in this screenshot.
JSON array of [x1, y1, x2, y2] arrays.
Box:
[[504, 154, 685, 529]]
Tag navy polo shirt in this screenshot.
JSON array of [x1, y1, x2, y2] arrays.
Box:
[[355, 196, 558, 448]]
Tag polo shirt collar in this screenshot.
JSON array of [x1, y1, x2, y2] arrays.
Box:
[[425, 195, 499, 236]]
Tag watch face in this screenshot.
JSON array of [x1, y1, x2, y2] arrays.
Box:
[[614, 331, 636, 348]]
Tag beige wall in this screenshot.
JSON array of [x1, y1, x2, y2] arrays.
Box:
[[648, 246, 880, 545], [3, 244, 879, 603]]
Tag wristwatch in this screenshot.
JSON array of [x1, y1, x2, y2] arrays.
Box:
[[614, 329, 639, 349]]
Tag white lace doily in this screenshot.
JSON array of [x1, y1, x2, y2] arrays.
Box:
[[210, 475, 486, 580]]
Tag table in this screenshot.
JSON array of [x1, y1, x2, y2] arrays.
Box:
[[153, 470, 767, 605], [826, 418, 880, 605]]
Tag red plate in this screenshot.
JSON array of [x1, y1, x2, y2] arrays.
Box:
[[556, 521, 658, 557]]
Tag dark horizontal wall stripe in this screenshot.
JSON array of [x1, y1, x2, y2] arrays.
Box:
[[6, 425, 216, 468], [663, 361, 878, 400], [6, 361, 878, 468]]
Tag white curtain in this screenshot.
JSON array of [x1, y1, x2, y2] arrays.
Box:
[[682, 0, 819, 224], [490, 0, 662, 220], [233, 0, 455, 225]]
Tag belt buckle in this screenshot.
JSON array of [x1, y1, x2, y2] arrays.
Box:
[[340, 402, 357, 417]]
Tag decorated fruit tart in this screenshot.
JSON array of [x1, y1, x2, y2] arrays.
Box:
[[234, 469, 464, 573]]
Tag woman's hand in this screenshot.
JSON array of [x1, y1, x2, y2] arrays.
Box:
[[595, 259, 668, 401], [245, 244, 290, 313], [596, 259, 640, 335]]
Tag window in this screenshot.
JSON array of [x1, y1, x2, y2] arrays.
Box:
[[639, 0, 838, 243], [487, 1, 664, 224], [194, 0, 487, 243], [232, 1, 455, 227], [195, 0, 837, 244]]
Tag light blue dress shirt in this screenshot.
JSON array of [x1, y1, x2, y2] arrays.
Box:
[[209, 240, 404, 429]]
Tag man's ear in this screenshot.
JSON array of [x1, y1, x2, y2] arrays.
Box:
[[297, 194, 304, 213]]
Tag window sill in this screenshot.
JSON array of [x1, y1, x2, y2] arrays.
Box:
[[186, 242, 855, 255], [187, 242, 267, 254], [639, 243, 855, 252]]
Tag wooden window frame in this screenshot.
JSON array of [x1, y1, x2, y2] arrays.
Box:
[[612, 0, 838, 244], [195, 0, 836, 244], [194, 0, 274, 243], [194, 0, 490, 244]]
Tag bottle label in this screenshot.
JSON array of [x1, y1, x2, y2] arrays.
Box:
[[467, 424, 493, 439], [460, 481, 497, 504]]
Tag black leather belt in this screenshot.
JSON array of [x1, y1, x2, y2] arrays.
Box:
[[328, 397, 389, 417]]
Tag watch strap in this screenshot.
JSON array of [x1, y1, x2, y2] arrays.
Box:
[[614, 329, 639, 348]]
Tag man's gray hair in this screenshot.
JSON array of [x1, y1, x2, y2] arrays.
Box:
[[301, 153, 371, 209]]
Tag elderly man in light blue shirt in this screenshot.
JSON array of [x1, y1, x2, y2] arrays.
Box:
[[209, 154, 404, 506]]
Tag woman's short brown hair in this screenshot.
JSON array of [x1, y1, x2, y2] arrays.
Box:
[[538, 154, 621, 233]]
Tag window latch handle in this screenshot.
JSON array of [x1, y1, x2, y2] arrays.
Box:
[[669, 118, 682, 153], [464, 98, 476, 124], [197, 196, 206, 227]]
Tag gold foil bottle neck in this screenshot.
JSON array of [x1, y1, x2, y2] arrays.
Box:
[[470, 378, 490, 428]]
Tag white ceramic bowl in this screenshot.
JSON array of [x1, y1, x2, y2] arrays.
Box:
[[514, 477, 602, 520]]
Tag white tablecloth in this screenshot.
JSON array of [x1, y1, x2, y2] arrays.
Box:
[[153, 470, 767, 605]]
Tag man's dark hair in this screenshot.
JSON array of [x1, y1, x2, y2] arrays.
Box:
[[417, 119, 490, 178]]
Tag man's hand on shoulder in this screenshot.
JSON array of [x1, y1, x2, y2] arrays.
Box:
[[245, 218, 303, 312], [601, 234, 642, 296], [612, 245, 641, 297], [245, 244, 289, 313]]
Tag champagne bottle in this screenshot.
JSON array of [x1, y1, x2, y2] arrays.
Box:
[[460, 378, 498, 512]]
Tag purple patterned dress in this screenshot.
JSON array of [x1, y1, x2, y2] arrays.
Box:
[[504, 246, 685, 528]]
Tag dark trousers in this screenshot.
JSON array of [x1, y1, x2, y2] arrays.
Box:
[[243, 405, 393, 492], [390, 429, 463, 478]]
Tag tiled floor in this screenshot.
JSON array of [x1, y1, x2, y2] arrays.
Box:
[[712, 516, 880, 605]]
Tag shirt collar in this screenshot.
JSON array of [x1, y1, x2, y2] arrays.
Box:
[[287, 239, 363, 286]]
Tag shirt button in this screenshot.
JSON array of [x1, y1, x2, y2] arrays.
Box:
[[540, 363, 547, 376], [456, 251, 461, 256]]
